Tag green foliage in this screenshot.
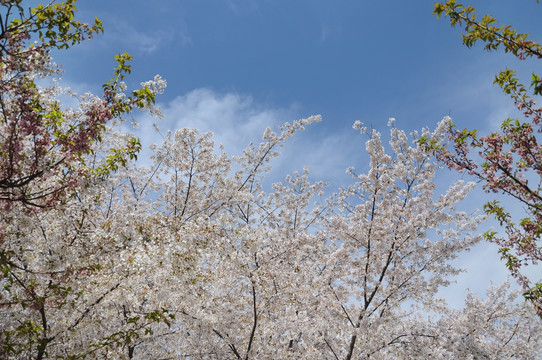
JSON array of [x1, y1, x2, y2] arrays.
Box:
[[532, 73, 542, 96], [434, 1, 542, 58], [434, 0, 542, 318], [93, 136, 142, 177], [435, 1, 542, 102], [3, 0, 103, 51], [483, 200, 510, 227], [103, 53, 159, 117]]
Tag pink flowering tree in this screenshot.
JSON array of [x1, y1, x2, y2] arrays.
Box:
[[421, 0, 542, 317], [0, 1, 166, 358], [0, 0, 161, 209]]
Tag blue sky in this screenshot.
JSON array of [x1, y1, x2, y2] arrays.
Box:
[[52, 0, 542, 306], [58, 0, 540, 128]]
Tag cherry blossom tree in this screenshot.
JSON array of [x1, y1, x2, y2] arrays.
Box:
[[422, 0, 542, 317], [1, 1, 542, 359], [0, 1, 165, 357], [39, 117, 537, 359]]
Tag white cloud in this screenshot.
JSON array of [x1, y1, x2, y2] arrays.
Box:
[[225, 0, 261, 15], [108, 21, 181, 54], [77, 13, 191, 55], [140, 88, 299, 155], [320, 24, 330, 42], [319, 21, 342, 43], [133, 88, 366, 188], [281, 129, 364, 186]]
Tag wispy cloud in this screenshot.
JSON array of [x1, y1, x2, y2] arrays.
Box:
[[225, 0, 261, 16], [320, 24, 331, 42], [319, 22, 342, 43], [75, 10, 192, 55], [133, 88, 364, 187], [142, 88, 298, 153], [106, 20, 184, 54]]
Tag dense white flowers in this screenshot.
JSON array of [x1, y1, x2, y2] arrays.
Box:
[[2, 116, 541, 359]]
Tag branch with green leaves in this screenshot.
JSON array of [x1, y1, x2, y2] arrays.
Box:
[[429, 0, 542, 318]]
